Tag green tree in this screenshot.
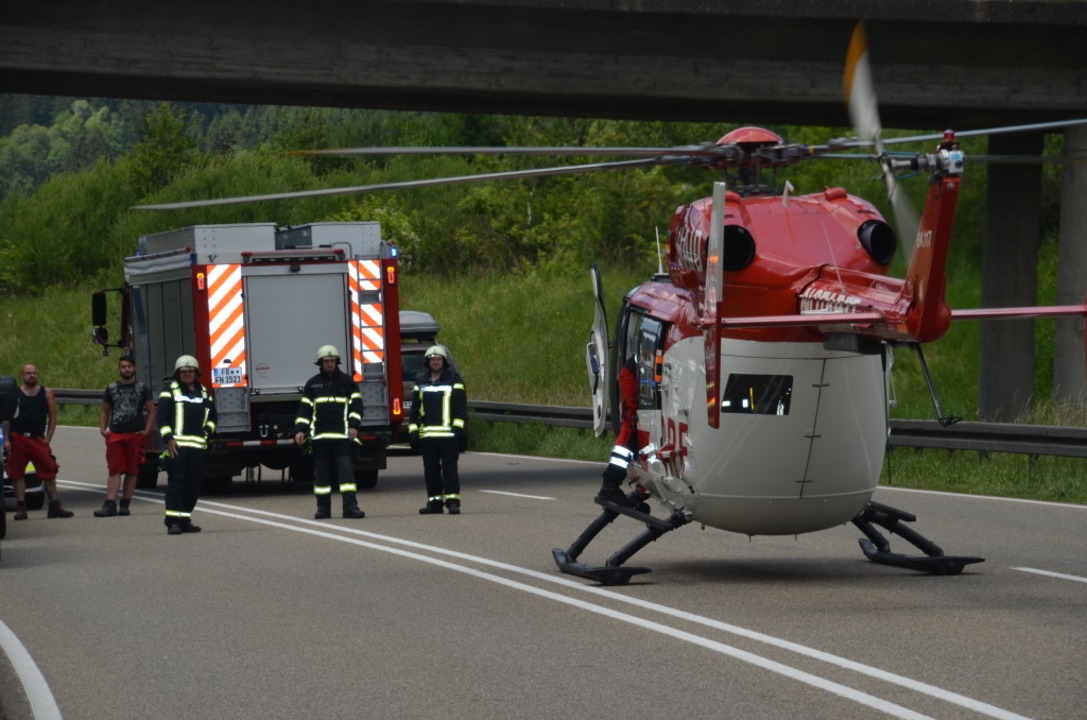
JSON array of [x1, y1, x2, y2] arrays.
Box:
[[0, 159, 135, 293], [126, 102, 201, 197]]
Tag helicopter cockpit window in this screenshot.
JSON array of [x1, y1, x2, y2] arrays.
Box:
[[630, 315, 663, 409], [722, 374, 792, 415]]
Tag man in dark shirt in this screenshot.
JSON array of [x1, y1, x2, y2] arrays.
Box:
[[95, 355, 156, 517], [1, 363, 73, 519]]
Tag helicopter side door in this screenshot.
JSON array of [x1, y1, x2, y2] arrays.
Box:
[[615, 308, 666, 459], [586, 264, 611, 437]]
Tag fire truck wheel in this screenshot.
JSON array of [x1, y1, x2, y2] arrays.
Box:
[[289, 459, 314, 484], [354, 469, 378, 490], [204, 476, 234, 494], [136, 462, 159, 490]]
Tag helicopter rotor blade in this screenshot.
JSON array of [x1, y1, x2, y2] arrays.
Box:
[[295, 144, 727, 158], [843, 22, 882, 153], [968, 153, 1087, 165], [879, 118, 1087, 148], [135, 157, 667, 210], [844, 21, 919, 247]]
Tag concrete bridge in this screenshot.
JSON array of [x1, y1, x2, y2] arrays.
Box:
[[2, 0, 1086, 413], [2, 0, 1086, 127]]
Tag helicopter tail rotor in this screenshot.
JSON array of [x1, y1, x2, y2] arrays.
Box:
[[844, 22, 920, 249]]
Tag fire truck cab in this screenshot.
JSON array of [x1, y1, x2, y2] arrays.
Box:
[[93, 222, 403, 490]]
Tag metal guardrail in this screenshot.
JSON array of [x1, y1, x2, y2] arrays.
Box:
[[469, 400, 1087, 460], [56, 391, 1087, 460]]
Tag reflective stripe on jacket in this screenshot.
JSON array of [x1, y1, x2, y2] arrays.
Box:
[[294, 369, 363, 440], [408, 369, 467, 440], [158, 380, 216, 450]]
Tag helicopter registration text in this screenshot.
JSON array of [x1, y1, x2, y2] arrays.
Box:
[[673, 223, 706, 274], [663, 418, 689, 478]]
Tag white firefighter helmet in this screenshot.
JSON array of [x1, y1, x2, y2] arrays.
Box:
[[316, 344, 341, 364], [425, 345, 449, 362], [174, 355, 200, 373]]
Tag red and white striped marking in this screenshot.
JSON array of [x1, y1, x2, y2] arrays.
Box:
[[207, 264, 246, 387], [349, 260, 385, 378]]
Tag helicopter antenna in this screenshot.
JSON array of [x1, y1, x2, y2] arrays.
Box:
[[821, 221, 847, 293], [655, 227, 664, 275]]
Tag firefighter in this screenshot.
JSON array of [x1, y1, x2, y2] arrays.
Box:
[[595, 354, 639, 507], [158, 355, 217, 535], [2, 363, 73, 519], [294, 345, 366, 520], [408, 345, 467, 515]]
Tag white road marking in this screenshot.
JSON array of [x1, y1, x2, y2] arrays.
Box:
[[479, 489, 555, 500], [0, 619, 63, 720], [1012, 567, 1087, 584], [879, 485, 1087, 510], [55, 480, 1033, 720]]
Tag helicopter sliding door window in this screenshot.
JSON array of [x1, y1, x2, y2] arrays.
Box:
[[722, 374, 793, 415]]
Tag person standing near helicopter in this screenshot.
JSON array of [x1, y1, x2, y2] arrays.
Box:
[[2, 363, 74, 519], [595, 354, 640, 507], [158, 355, 217, 535], [293, 345, 367, 520], [409, 345, 467, 515]]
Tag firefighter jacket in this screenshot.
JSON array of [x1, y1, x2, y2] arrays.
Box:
[[408, 368, 467, 441], [294, 368, 363, 440], [158, 379, 217, 450]]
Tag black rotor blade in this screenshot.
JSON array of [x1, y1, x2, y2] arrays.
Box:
[[968, 153, 1087, 165], [876, 118, 1087, 148], [135, 157, 669, 210], [297, 144, 724, 158]]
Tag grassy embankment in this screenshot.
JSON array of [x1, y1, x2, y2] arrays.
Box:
[[2, 267, 1085, 505]]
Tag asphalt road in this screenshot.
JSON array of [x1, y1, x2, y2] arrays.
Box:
[[1, 427, 1084, 720]]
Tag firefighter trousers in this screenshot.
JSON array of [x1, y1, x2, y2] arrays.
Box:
[[312, 440, 355, 494], [421, 436, 460, 500], [164, 446, 205, 527]]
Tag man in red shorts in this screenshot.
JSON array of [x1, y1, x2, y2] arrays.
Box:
[[95, 355, 157, 517], [2, 363, 73, 519]]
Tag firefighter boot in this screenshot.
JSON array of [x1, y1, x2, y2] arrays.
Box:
[[314, 495, 332, 520], [342, 493, 366, 519], [94, 500, 118, 517], [48, 499, 75, 518], [594, 466, 635, 508], [419, 499, 444, 515]]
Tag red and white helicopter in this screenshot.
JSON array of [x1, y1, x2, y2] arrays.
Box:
[[552, 27, 1087, 585], [142, 24, 1087, 586]]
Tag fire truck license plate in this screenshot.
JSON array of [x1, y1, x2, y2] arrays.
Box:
[[213, 367, 244, 386]]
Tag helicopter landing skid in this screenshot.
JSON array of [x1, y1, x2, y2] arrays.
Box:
[[552, 495, 690, 586], [852, 500, 984, 575]]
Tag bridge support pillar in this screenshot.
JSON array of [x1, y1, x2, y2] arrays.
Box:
[[1054, 124, 1087, 409], [978, 132, 1043, 422]]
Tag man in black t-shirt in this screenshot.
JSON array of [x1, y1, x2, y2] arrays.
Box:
[[95, 355, 156, 517], [2, 363, 72, 519]]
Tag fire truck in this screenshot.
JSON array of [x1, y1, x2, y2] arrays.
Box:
[[92, 222, 404, 490]]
